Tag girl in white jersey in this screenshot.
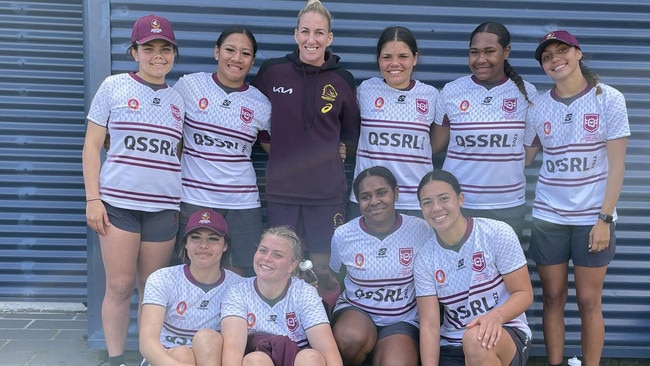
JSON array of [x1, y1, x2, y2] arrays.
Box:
[[331, 166, 433, 366], [82, 15, 184, 366], [524, 30, 630, 366], [140, 209, 243, 366], [221, 226, 342, 366], [414, 170, 533, 366], [431, 22, 537, 238], [349, 26, 439, 219], [173, 26, 271, 277]]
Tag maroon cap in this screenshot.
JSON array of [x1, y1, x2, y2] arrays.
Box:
[[131, 14, 176, 45], [534, 30, 581, 62], [184, 209, 228, 236]]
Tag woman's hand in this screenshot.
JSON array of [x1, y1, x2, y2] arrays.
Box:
[[589, 220, 611, 253], [465, 310, 504, 349], [86, 200, 111, 236]]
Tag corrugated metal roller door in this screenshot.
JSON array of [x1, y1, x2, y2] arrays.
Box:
[[0, 0, 86, 301], [85, 0, 650, 357]]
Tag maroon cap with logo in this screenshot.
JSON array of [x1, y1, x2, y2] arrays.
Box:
[[184, 209, 228, 236], [534, 30, 581, 62], [131, 14, 176, 45]]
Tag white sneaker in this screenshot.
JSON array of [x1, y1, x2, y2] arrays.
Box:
[[568, 356, 581, 366]]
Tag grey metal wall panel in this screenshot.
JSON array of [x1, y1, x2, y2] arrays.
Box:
[[0, 0, 85, 301]]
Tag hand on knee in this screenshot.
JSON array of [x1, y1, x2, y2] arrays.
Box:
[[462, 327, 492, 359]]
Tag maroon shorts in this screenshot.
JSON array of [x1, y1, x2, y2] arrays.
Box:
[[266, 202, 345, 254]]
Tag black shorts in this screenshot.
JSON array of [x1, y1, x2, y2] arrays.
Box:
[[331, 306, 419, 341], [104, 202, 178, 242], [461, 204, 527, 240], [439, 326, 530, 366], [529, 217, 615, 267]]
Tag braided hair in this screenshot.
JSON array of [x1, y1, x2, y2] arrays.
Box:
[[471, 22, 531, 104], [580, 60, 602, 95]]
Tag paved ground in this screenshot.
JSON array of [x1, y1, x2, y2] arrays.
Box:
[[0, 303, 647, 366], [0, 310, 140, 366]]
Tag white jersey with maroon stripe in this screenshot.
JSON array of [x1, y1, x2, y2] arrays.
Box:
[[174, 72, 271, 209], [87, 72, 184, 211], [330, 214, 433, 327], [414, 217, 531, 346], [523, 83, 630, 225], [142, 265, 243, 348], [435, 75, 538, 209], [220, 276, 328, 348], [351, 77, 439, 210]]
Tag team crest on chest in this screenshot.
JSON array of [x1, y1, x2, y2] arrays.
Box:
[[285, 312, 299, 332], [170, 104, 182, 127], [502, 98, 517, 113], [583, 113, 599, 133], [416, 99, 428, 115], [321, 84, 338, 102], [399, 247, 413, 266], [471, 252, 486, 272], [240, 106, 253, 124]]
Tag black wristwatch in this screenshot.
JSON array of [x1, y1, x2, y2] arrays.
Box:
[[598, 213, 614, 223]]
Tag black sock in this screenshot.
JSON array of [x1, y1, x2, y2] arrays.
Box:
[[109, 354, 125, 366]]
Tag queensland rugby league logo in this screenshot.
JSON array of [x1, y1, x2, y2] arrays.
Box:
[[399, 247, 413, 267], [240, 106, 253, 124], [416, 99, 428, 115], [583, 113, 599, 133], [472, 251, 486, 272], [285, 312, 299, 332], [502, 98, 517, 113]]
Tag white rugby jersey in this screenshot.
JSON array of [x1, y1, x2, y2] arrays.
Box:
[[221, 276, 328, 348], [413, 217, 530, 346], [142, 264, 243, 348], [87, 72, 184, 211], [174, 72, 271, 209], [523, 84, 630, 225], [351, 78, 439, 210], [435, 75, 538, 209], [330, 214, 433, 327]]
